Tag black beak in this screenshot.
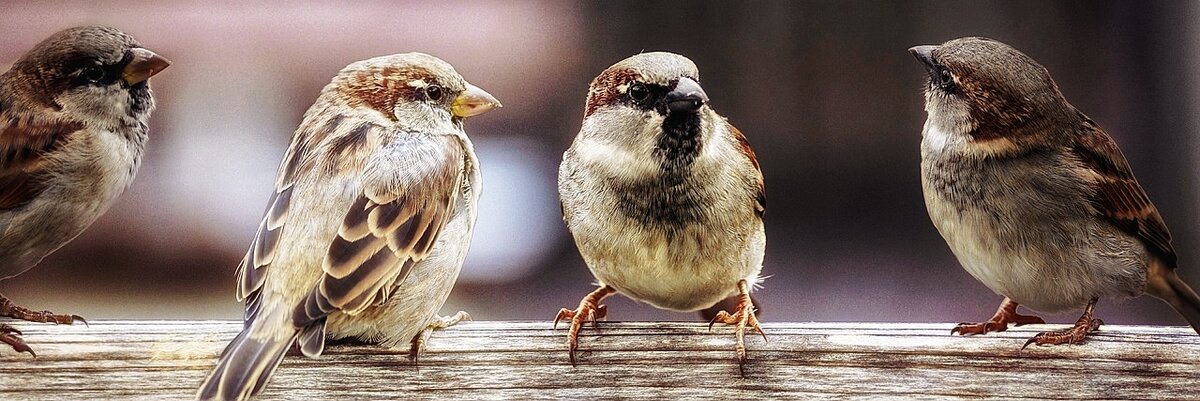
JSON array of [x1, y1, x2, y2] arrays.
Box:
[[665, 77, 708, 115], [908, 45, 938, 72]]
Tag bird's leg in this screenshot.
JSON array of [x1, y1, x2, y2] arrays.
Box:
[[951, 297, 1044, 335], [708, 280, 766, 366], [409, 311, 471, 363], [1023, 297, 1103, 349], [0, 293, 85, 326], [554, 285, 615, 365], [0, 324, 33, 357]]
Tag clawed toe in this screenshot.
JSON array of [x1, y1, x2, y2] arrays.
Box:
[[951, 321, 1005, 335], [1023, 318, 1103, 349], [409, 311, 473, 363], [556, 286, 616, 365], [0, 325, 35, 357], [953, 298, 1044, 336], [709, 280, 766, 366], [1022, 298, 1102, 349], [0, 296, 86, 326]]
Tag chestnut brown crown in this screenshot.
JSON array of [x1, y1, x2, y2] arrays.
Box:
[[584, 52, 706, 118]]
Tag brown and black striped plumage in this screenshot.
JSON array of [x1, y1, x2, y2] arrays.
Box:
[[200, 53, 498, 401]]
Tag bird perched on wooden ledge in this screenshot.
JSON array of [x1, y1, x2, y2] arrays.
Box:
[[910, 37, 1200, 347], [557, 52, 768, 367]]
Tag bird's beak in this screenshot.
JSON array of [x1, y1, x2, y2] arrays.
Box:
[[122, 48, 171, 85], [665, 77, 709, 114], [451, 83, 502, 118], [908, 45, 938, 72]]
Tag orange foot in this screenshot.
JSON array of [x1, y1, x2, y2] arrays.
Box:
[[952, 297, 1044, 335], [554, 285, 615, 365], [1023, 297, 1103, 349], [0, 324, 32, 357], [708, 280, 766, 366]]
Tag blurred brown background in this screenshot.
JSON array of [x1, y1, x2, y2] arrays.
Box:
[[1, 1, 1197, 326]]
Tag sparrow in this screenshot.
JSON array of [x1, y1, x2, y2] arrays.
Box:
[[196, 53, 499, 400], [0, 25, 169, 356], [557, 52, 767, 365], [910, 37, 1200, 347]]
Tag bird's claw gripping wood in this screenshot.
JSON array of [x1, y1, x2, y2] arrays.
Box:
[[555, 285, 615, 365], [0, 295, 86, 326], [0, 324, 33, 357], [1023, 298, 1103, 349], [409, 311, 471, 363], [707, 280, 766, 366], [952, 297, 1044, 335]]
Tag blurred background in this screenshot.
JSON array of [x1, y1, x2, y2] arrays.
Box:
[[1, 1, 1197, 326]]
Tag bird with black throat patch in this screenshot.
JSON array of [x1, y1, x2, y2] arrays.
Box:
[[0, 25, 169, 356], [556, 52, 767, 366], [197, 53, 500, 401], [910, 37, 1200, 347]]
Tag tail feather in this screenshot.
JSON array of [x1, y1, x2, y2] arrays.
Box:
[[298, 318, 327, 358], [1146, 258, 1200, 334], [197, 326, 297, 401]]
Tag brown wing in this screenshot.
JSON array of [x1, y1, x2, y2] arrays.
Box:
[[235, 185, 292, 304], [730, 124, 766, 217], [0, 108, 83, 209], [234, 116, 315, 320], [1071, 116, 1176, 267], [293, 135, 464, 325]]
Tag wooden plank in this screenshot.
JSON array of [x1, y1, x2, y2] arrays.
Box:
[[0, 321, 1198, 400]]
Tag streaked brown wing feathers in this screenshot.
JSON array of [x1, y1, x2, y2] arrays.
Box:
[[235, 111, 354, 311], [295, 135, 464, 325], [235, 184, 293, 302], [1073, 117, 1176, 267], [0, 112, 83, 209]]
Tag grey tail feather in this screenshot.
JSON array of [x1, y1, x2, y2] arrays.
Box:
[[197, 327, 297, 401], [1147, 260, 1200, 335], [298, 318, 327, 358]]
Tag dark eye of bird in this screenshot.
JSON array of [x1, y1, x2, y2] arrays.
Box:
[[628, 82, 651, 103], [425, 85, 443, 101], [936, 66, 956, 90], [81, 65, 106, 84]]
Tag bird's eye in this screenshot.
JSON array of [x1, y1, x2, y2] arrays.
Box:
[[425, 85, 443, 101], [81, 66, 105, 83], [628, 83, 651, 103], [936, 66, 955, 89]]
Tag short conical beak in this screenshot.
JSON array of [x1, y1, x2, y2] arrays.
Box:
[[665, 77, 709, 115], [908, 45, 938, 71], [122, 48, 171, 85], [451, 83, 502, 118]]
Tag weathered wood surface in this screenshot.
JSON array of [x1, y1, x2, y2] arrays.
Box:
[[1, 321, 1198, 400]]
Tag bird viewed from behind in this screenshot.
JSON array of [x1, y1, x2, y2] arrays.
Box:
[[197, 53, 500, 401]]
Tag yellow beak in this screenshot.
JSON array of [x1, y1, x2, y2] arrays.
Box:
[[122, 48, 171, 85], [451, 83, 502, 118]]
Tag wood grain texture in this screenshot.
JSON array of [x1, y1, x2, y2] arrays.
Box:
[[1, 321, 1198, 400]]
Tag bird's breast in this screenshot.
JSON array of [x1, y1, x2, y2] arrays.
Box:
[[919, 140, 1140, 311], [49, 127, 144, 216]]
